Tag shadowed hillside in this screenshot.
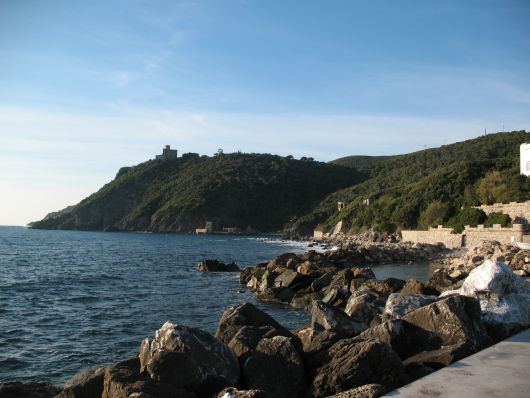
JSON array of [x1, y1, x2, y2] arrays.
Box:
[[29, 153, 363, 233]]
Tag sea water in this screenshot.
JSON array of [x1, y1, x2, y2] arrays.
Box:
[[0, 226, 439, 384]]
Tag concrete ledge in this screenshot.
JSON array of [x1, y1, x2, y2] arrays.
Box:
[[384, 328, 530, 397]]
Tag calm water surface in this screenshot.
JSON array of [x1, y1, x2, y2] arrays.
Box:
[[0, 226, 439, 384]]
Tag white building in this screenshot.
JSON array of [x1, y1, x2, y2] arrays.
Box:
[[520, 143, 530, 176]]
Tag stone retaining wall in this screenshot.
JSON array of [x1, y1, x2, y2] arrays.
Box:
[[474, 201, 530, 224], [464, 224, 525, 247], [402, 224, 530, 248], [401, 226, 463, 249]]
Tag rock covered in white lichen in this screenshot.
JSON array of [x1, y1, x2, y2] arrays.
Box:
[[139, 321, 239, 395]]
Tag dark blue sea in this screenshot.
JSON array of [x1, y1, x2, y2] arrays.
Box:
[[0, 226, 439, 385]]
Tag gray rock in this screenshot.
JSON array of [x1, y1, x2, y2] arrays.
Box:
[[325, 384, 386, 398], [140, 322, 239, 395], [311, 301, 368, 337], [243, 336, 306, 398], [295, 326, 343, 359], [102, 356, 194, 398], [227, 325, 290, 361], [273, 269, 304, 288], [256, 287, 294, 304], [402, 343, 468, 370], [216, 387, 268, 398], [402, 295, 490, 356], [400, 278, 438, 295], [197, 259, 239, 272], [361, 278, 406, 295], [344, 291, 384, 326], [309, 339, 408, 398], [290, 290, 325, 309], [309, 271, 336, 292], [384, 293, 438, 318], [352, 319, 441, 360], [215, 302, 291, 345], [460, 260, 530, 337], [56, 366, 105, 398], [0, 382, 60, 398]]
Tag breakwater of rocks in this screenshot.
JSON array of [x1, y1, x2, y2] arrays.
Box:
[[2, 241, 529, 398]]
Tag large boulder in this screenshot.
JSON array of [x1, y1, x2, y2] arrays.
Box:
[[56, 366, 106, 398], [359, 278, 406, 296], [274, 269, 305, 288], [245, 270, 277, 292], [240, 267, 263, 285], [384, 293, 438, 319], [311, 301, 368, 337], [216, 387, 268, 398], [309, 272, 336, 293], [352, 320, 441, 361], [102, 356, 195, 398], [344, 291, 384, 326], [402, 343, 468, 370], [243, 336, 306, 398], [461, 259, 527, 296], [256, 287, 294, 304], [427, 268, 462, 292], [400, 278, 439, 295], [457, 260, 530, 339], [266, 252, 299, 270], [0, 382, 60, 398], [290, 290, 326, 309], [215, 303, 291, 344], [402, 295, 490, 357], [325, 384, 386, 398], [309, 339, 408, 398], [197, 259, 239, 272], [327, 269, 356, 295], [295, 327, 343, 360], [140, 322, 239, 396], [227, 325, 290, 362]]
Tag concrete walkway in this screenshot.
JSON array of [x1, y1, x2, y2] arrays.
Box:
[[384, 328, 530, 398]]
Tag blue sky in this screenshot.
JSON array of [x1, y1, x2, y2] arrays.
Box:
[[1, 0, 529, 225]]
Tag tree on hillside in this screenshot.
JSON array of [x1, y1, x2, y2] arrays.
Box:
[[418, 201, 450, 229], [477, 171, 508, 205], [446, 207, 487, 233], [462, 186, 480, 206]]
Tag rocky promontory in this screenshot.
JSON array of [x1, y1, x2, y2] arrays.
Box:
[[239, 241, 449, 312]]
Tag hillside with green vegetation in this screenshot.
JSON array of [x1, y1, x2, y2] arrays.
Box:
[[31, 131, 530, 235], [330, 154, 400, 169], [29, 153, 363, 233], [291, 131, 530, 234]]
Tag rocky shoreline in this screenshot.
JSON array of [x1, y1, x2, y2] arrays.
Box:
[[1, 240, 529, 398]]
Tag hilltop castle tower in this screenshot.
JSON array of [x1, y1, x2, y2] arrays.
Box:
[[156, 145, 178, 161]]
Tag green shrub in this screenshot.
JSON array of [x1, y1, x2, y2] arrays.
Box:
[[447, 207, 487, 233], [485, 212, 511, 227], [418, 201, 450, 229]]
